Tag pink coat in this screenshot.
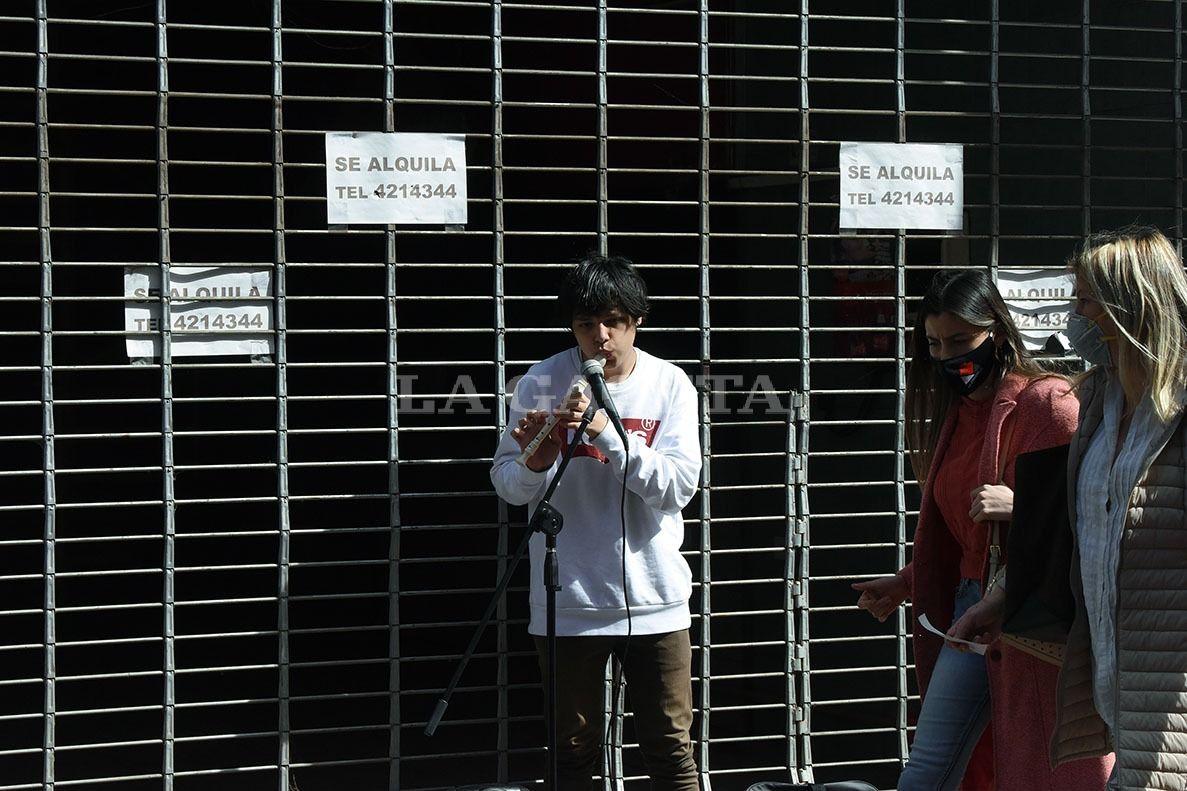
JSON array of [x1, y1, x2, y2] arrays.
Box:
[[905, 373, 1113, 789]]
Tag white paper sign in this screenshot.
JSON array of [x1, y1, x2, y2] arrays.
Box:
[[325, 132, 467, 225], [995, 268, 1075, 351], [124, 266, 274, 358], [919, 614, 988, 655], [839, 142, 963, 230]]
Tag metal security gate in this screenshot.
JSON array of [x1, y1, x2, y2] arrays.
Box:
[[0, 2, 1181, 790]]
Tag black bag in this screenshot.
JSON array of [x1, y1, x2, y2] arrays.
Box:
[[1001, 442, 1075, 644], [745, 779, 878, 783]]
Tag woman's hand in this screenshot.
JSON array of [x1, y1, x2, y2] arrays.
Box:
[[851, 574, 910, 622], [946, 585, 1006, 651], [969, 484, 1013, 523]]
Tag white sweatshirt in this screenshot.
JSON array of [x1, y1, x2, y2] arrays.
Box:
[[490, 346, 702, 636]]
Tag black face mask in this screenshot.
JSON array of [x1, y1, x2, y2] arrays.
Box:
[[935, 335, 998, 397]]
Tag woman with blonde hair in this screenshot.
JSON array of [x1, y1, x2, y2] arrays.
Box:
[[952, 226, 1187, 789], [851, 269, 1112, 789]]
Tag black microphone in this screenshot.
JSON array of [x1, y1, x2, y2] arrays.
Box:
[[581, 357, 629, 448]]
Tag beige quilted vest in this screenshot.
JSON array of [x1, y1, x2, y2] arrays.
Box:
[[1052, 370, 1187, 791]]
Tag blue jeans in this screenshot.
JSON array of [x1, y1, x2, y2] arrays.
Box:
[[898, 578, 991, 791]]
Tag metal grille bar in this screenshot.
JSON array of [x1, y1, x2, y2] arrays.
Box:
[[35, 2, 56, 788], [271, 2, 292, 789], [382, 3, 404, 788], [793, 1, 811, 782], [695, 0, 713, 787], [154, 4, 177, 788], [893, 1, 911, 770]]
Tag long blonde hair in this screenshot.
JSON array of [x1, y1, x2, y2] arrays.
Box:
[[1069, 227, 1187, 421]]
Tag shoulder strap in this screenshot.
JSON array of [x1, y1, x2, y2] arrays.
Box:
[[996, 413, 1017, 485], [987, 412, 1016, 592]]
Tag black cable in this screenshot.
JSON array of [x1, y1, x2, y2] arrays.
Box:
[[619, 449, 631, 672], [604, 432, 631, 787], [562, 411, 616, 787]]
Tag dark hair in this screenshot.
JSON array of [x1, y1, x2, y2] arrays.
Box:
[[905, 269, 1052, 482], [558, 254, 650, 323]]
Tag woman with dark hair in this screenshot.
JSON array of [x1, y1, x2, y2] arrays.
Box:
[[851, 270, 1112, 790]]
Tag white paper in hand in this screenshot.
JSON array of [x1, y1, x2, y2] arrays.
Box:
[[919, 614, 988, 655]]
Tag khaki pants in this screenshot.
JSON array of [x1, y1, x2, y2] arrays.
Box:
[[534, 629, 699, 791]]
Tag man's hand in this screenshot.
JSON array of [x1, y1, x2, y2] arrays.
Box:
[[554, 390, 609, 440], [851, 574, 910, 622], [946, 585, 1006, 652], [969, 484, 1013, 523], [511, 410, 563, 472]]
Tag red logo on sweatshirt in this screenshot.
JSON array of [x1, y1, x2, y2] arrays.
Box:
[[565, 418, 661, 463]]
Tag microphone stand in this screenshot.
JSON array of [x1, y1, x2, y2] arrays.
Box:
[[426, 404, 597, 791]]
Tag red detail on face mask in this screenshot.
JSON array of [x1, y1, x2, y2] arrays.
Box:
[[958, 361, 975, 377]]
